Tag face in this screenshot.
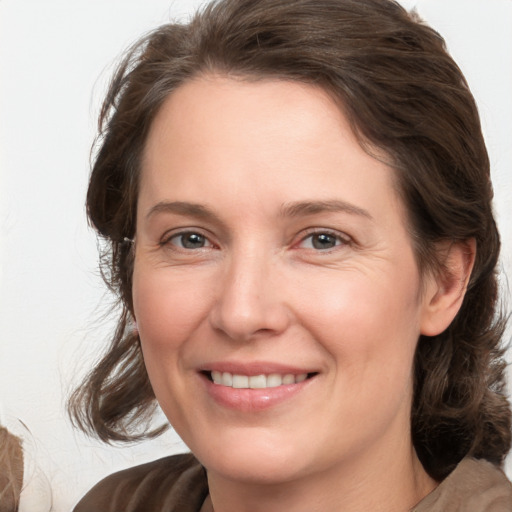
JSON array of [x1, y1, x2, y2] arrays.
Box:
[[133, 76, 435, 484]]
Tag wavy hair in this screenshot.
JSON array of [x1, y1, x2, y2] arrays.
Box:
[[69, 0, 511, 481]]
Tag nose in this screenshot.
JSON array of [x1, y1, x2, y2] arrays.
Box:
[[208, 251, 291, 342]]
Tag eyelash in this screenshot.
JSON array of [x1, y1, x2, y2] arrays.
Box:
[[160, 230, 216, 251], [159, 228, 351, 253], [296, 229, 352, 252]]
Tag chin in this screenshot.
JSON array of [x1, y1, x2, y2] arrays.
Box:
[[194, 433, 312, 484]]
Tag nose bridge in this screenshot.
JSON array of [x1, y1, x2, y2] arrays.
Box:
[[209, 244, 289, 341]]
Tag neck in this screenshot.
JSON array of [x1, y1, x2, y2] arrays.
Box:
[[204, 443, 436, 512]]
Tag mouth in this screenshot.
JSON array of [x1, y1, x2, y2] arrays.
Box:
[[202, 371, 318, 389], [199, 365, 319, 411]]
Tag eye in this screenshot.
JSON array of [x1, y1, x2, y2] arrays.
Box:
[[298, 231, 349, 251], [166, 231, 213, 250]]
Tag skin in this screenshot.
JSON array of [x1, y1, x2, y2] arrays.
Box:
[[132, 76, 473, 512]]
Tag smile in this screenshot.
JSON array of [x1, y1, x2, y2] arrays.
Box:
[[200, 366, 318, 411], [210, 371, 309, 389]]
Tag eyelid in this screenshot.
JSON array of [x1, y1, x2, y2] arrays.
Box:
[[157, 226, 352, 251], [159, 227, 218, 249], [294, 227, 352, 250]]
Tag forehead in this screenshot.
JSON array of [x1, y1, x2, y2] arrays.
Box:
[[142, 75, 350, 165], [139, 75, 404, 225]]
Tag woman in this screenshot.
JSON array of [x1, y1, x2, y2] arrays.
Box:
[[70, 0, 512, 510]]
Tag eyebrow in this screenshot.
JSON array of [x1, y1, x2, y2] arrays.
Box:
[[145, 201, 224, 223], [280, 200, 373, 221], [145, 199, 373, 224]]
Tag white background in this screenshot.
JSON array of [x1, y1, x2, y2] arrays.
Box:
[[0, 0, 511, 510]]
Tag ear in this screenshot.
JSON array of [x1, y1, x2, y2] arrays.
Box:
[[420, 239, 476, 336]]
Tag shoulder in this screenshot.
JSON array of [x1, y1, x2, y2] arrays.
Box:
[[73, 452, 208, 512], [414, 458, 512, 512]]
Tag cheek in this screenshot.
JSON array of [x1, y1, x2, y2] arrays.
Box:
[[131, 267, 215, 422], [132, 266, 213, 354], [297, 265, 422, 375]]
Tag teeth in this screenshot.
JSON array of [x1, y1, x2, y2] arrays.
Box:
[[222, 372, 233, 386], [232, 375, 249, 388], [267, 373, 283, 388], [282, 374, 295, 385], [210, 371, 310, 388], [249, 374, 267, 389]]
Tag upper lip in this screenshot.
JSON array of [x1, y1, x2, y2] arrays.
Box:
[[198, 361, 317, 376]]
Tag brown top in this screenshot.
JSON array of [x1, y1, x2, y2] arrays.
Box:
[[73, 454, 512, 512], [413, 458, 512, 512], [74, 453, 207, 512]]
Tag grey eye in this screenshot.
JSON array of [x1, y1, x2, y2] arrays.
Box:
[[312, 233, 337, 249], [171, 232, 210, 249], [300, 232, 347, 251]]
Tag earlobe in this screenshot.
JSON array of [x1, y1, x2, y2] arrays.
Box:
[[420, 239, 476, 337]]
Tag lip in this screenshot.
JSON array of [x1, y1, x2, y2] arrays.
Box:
[[199, 361, 316, 376], [198, 361, 318, 412]]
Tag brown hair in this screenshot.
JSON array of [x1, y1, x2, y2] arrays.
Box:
[[69, 0, 511, 481], [0, 427, 23, 512]]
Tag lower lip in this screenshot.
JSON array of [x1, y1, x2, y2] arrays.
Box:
[[201, 374, 314, 412]]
